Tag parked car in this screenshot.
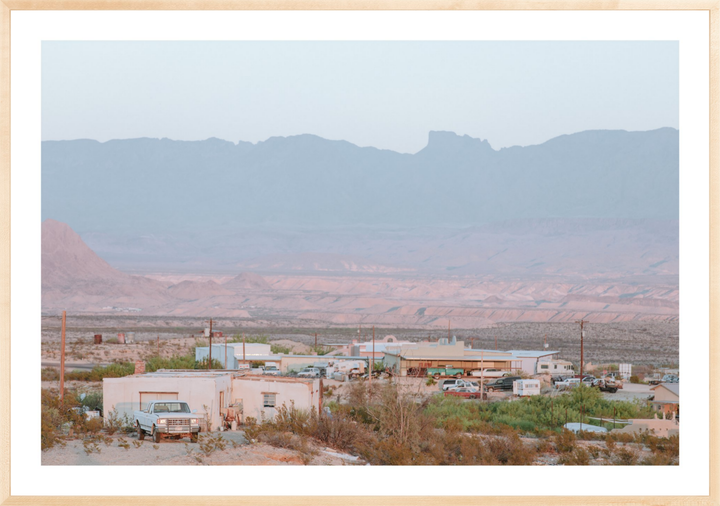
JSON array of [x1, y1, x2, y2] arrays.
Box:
[[662, 374, 679, 383], [484, 376, 521, 392], [298, 367, 321, 378], [263, 366, 281, 376], [591, 377, 619, 393], [427, 366, 465, 379], [134, 400, 200, 443], [444, 387, 484, 399], [551, 375, 572, 385], [581, 375, 596, 386], [469, 368, 511, 379], [555, 377, 582, 390], [439, 379, 478, 392]]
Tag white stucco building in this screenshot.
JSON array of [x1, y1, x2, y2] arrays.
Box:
[[103, 370, 321, 431]]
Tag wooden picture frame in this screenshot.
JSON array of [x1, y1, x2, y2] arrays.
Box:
[[1, 1, 717, 505]]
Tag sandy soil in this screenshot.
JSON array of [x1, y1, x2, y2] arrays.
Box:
[[41, 431, 359, 466]]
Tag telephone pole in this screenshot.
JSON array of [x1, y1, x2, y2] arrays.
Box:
[[60, 311, 66, 402], [205, 319, 214, 370], [576, 319, 587, 377]]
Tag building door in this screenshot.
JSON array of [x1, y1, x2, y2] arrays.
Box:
[[140, 392, 178, 410]]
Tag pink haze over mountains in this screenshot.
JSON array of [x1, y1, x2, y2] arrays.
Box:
[[41, 219, 678, 328]]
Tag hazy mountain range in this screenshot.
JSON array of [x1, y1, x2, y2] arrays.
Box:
[[42, 128, 679, 233]]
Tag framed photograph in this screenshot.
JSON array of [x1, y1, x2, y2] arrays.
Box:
[[1, 1, 717, 505]]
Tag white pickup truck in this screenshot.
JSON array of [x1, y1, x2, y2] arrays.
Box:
[[134, 400, 201, 443]]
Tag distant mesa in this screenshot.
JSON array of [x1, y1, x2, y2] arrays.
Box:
[[482, 295, 505, 304], [167, 280, 234, 300], [222, 272, 272, 291]]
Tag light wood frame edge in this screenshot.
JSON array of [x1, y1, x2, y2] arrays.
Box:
[[0, 1, 717, 505]]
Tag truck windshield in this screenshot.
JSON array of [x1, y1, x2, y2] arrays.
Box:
[[153, 402, 190, 413]]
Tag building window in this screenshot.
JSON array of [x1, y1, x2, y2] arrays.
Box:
[[540, 364, 549, 370], [263, 393, 277, 408]]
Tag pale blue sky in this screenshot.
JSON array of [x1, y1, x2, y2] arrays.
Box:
[[42, 41, 678, 153]]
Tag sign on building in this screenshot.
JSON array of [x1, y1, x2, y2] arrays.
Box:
[[619, 363, 632, 379]]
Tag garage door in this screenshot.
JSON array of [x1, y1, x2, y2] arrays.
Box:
[[139, 392, 178, 410]]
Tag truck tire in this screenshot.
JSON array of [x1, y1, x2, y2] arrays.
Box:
[[191, 432, 199, 443], [469, 394, 476, 399], [487, 387, 494, 392], [610, 388, 618, 393], [152, 426, 161, 443], [136, 422, 145, 440], [455, 373, 462, 379]]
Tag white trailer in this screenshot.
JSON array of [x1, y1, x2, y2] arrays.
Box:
[[513, 379, 541, 397]]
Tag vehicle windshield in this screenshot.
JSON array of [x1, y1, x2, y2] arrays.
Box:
[[153, 402, 190, 413]]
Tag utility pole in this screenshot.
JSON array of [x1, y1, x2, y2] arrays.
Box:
[[224, 332, 228, 369], [157, 334, 160, 356], [243, 333, 246, 364], [575, 319, 586, 377], [205, 319, 214, 370], [315, 332, 317, 348], [372, 325, 375, 376], [60, 311, 66, 402], [448, 320, 451, 341], [480, 350, 484, 401], [495, 335, 497, 350]]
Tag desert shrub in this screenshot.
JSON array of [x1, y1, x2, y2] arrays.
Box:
[[41, 367, 60, 381], [271, 344, 292, 354], [425, 377, 437, 386], [641, 453, 677, 465], [484, 433, 536, 465], [105, 337, 119, 344], [198, 433, 228, 455], [230, 334, 268, 344], [76, 391, 103, 412], [65, 363, 135, 382], [610, 445, 639, 465], [309, 411, 369, 451], [554, 429, 577, 453], [105, 407, 134, 435], [146, 353, 196, 371], [41, 388, 87, 450], [559, 447, 591, 465], [194, 357, 225, 370], [243, 382, 550, 466], [629, 375, 641, 384], [425, 386, 651, 437], [310, 345, 330, 356]]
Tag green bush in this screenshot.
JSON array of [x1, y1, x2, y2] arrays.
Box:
[[271, 344, 292, 354], [230, 334, 268, 344], [65, 363, 135, 382]]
